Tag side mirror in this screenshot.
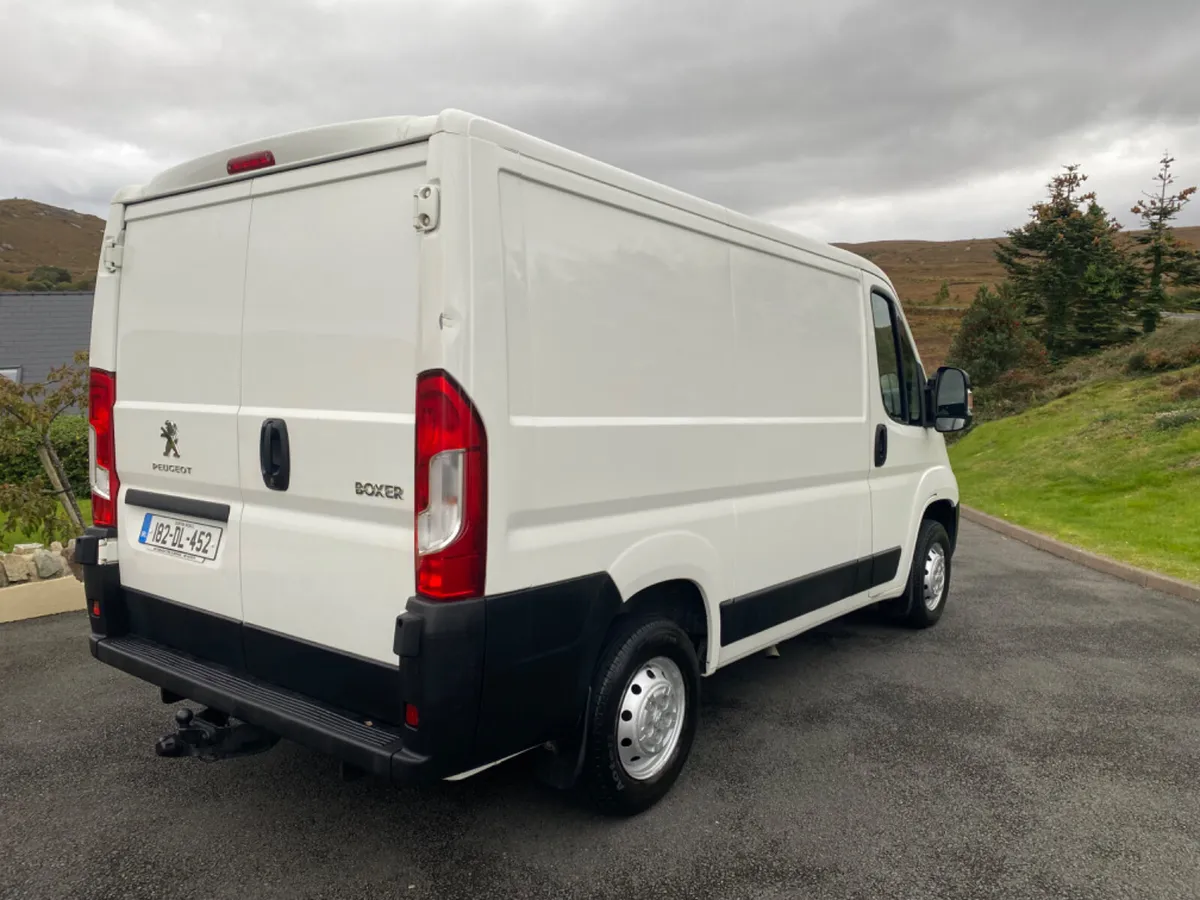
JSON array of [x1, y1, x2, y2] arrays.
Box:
[[930, 366, 972, 433]]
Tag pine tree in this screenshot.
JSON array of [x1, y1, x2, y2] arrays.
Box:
[[1130, 152, 1200, 333], [996, 165, 1137, 361]]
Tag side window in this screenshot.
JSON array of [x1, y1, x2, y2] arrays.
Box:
[[870, 294, 903, 421], [897, 321, 925, 426], [871, 291, 924, 426]]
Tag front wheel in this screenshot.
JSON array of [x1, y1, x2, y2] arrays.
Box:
[[580, 616, 700, 816], [895, 519, 952, 628]]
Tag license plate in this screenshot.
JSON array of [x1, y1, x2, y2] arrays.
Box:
[[138, 513, 222, 563]]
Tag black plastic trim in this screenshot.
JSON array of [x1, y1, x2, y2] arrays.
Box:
[[125, 489, 230, 523], [75, 525, 118, 566], [397, 596, 486, 767], [472, 572, 621, 762], [86, 569, 623, 781], [719, 547, 902, 646], [245, 624, 402, 726], [122, 589, 243, 669], [84, 560, 123, 634], [90, 634, 434, 781]]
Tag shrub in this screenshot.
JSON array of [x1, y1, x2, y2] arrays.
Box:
[[946, 282, 1046, 387], [28, 265, 72, 285], [1154, 408, 1200, 431], [19, 280, 50, 292], [0, 414, 90, 498], [1174, 378, 1200, 401], [973, 367, 1049, 421], [1125, 343, 1200, 373]]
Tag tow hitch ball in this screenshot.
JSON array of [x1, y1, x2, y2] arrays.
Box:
[[154, 707, 280, 761]]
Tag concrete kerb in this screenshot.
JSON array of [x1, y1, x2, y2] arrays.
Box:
[[0, 577, 86, 623], [961, 506, 1200, 601]]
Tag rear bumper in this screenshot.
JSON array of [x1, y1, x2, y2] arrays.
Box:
[[90, 633, 432, 781], [78, 528, 621, 782]]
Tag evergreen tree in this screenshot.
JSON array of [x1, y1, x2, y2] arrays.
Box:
[[946, 282, 1044, 387], [1130, 152, 1200, 333], [996, 165, 1136, 361]]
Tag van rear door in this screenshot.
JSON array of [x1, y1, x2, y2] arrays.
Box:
[[236, 146, 428, 666], [113, 184, 252, 622]]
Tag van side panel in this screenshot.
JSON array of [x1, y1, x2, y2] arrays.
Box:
[[723, 245, 872, 636], [493, 164, 738, 615], [236, 146, 425, 664]]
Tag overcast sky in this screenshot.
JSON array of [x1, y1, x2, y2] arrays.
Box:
[[4, 0, 1200, 242]]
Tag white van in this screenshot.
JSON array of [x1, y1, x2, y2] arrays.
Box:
[[76, 110, 972, 815]]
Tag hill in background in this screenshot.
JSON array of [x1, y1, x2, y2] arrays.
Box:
[[0, 199, 105, 287]]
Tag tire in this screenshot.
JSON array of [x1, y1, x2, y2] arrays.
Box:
[[893, 519, 952, 629], [580, 616, 700, 816]]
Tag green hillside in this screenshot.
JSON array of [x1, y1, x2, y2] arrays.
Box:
[[949, 322, 1200, 583]]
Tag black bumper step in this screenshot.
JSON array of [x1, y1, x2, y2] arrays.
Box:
[[92, 634, 430, 780]]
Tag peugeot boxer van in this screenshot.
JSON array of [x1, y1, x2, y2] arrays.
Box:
[[76, 110, 972, 815]]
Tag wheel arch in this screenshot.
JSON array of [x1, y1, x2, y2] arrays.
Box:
[[909, 465, 959, 556], [607, 531, 725, 674], [922, 497, 959, 554]]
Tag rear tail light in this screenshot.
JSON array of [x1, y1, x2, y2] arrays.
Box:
[[414, 370, 487, 600], [88, 368, 119, 528]]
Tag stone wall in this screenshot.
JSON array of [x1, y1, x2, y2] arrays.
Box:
[[0, 540, 80, 589]]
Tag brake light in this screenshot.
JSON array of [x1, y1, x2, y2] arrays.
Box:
[[226, 150, 275, 175], [414, 370, 487, 600], [88, 368, 119, 528]]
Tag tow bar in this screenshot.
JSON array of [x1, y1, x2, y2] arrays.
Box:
[[154, 707, 280, 761]]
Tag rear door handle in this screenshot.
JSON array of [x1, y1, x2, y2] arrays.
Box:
[[259, 419, 291, 491], [874, 423, 888, 467]]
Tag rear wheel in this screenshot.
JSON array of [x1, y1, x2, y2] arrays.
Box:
[[893, 519, 952, 628], [581, 616, 700, 816]]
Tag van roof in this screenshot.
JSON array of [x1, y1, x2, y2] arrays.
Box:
[[116, 109, 888, 283]]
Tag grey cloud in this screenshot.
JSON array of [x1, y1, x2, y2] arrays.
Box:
[[3, 0, 1200, 239]]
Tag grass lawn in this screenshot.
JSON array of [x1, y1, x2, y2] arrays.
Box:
[[950, 365, 1200, 584], [0, 499, 92, 552]]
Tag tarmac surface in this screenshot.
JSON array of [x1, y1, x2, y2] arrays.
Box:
[[2, 520, 1197, 900]]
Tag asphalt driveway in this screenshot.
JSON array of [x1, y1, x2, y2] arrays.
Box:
[[2, 521, 1198, 900]]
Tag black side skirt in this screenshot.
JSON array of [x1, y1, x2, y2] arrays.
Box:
[[718, 547, 901, 646]]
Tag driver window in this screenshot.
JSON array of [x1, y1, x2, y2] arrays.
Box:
[[870, 293, 904, 421], [897, 319, 925, 426]]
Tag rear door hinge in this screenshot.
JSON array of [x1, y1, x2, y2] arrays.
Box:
[[413, 184, 440, 233], [101, 233, 124, 272]]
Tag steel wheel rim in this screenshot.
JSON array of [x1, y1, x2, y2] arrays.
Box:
[[615, 656, 686, 781], [923, 544, 947, 611]]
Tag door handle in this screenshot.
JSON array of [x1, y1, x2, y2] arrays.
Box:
[[874, 423, 888, 467], [259, 419, 291, 491]]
